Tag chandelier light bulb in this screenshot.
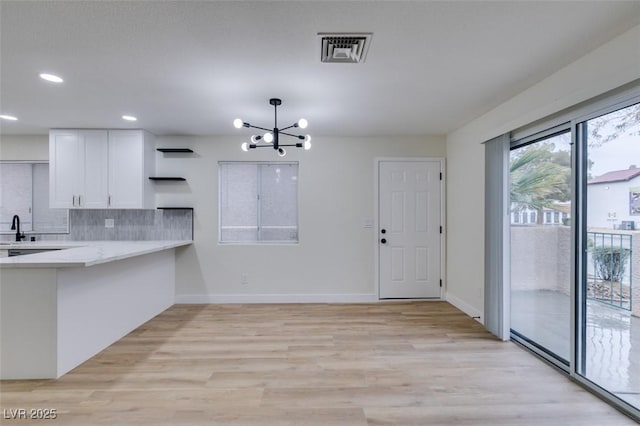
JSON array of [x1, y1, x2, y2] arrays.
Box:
[[233, 99, 311, 156]]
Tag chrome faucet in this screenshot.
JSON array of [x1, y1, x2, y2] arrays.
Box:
[[10, 215, 25, 242]]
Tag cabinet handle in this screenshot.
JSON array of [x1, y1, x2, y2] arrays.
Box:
[[108, 195, 111, 207], [72, 195, 76, 207], [78, 195, 82, 206]]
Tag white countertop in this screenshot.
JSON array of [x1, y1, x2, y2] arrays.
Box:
[[0, 240, 192, 268]]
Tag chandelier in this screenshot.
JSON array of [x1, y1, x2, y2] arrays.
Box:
[[233, 98, 311, 157]]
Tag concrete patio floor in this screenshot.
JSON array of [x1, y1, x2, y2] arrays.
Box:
[[511, 289, 640, 409]]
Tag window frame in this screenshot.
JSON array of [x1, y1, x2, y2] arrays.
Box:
[[218, 161, 299, 245], [509, 126, 573, 369], [0, 160, 70, 235], [573, 97, 640, 418]]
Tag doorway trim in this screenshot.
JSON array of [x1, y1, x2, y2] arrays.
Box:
[[374, 157, 446, 300]]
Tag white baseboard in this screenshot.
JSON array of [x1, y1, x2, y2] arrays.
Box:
[[445, 292, 484, 324], [175, 293, 378, 304]]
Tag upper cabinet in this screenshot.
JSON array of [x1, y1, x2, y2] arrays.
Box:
[[49, 130, 108, 209], [107, 130, 155, 209], [50, 129, 155, 209]]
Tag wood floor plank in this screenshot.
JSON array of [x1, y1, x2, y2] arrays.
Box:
[[0, 302, 635, 425]]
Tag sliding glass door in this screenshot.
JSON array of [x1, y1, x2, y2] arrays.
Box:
[[510, 130, 572, 365], [503, 87, 640, 420], [578, 102, 640, 410]]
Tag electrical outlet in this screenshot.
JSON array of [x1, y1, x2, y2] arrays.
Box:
[[241, 273, 248, 285], [105, 218, 115, 228]]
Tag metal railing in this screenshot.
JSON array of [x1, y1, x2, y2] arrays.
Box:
[[586, 232, 632, 311]]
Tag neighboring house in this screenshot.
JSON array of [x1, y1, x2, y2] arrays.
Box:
[[587, 168, 640, 229], [510, 202, 570, 226]]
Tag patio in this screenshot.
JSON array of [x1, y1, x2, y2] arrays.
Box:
[[512, 289, 640, 409]]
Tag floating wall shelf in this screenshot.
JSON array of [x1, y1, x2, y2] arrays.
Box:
[[156, 148, 193, 153], [157, 207, 193, 210], [148, 177, 186, 181]]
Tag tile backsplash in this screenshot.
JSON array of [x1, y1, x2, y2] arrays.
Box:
[[0, 208, 193, 242]]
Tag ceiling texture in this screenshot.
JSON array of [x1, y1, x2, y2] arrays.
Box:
[[1, 1, 639, 137]]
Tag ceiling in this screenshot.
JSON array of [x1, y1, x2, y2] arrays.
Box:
[[1, 1, 638, 137]]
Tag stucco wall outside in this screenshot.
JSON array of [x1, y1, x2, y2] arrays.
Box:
[[510, 226, 571, 295], [511, 226, 639, 317]]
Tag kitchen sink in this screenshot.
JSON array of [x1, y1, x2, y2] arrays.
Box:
[[7, 248, 60, 257]]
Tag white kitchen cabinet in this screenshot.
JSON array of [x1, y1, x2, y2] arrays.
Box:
[[50, 129, 155, 209], [49, 130, 108, 209], [107, 130, 155, 209]]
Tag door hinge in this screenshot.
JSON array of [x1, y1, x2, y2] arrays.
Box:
[[440, 226, 442, 234], [439, 279, 442, 287], [439, 172, 442, 180]]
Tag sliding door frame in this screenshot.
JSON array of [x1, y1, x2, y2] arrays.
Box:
[[502, 80, 640, 421], [571, 95, 640, 421], [509, 123, 572, 372]]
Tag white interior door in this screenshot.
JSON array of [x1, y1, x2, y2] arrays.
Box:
[[378, 160, 442, 299]]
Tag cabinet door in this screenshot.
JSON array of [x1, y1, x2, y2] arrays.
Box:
[[79, 130, 108, 208], [108, 130, 144, 208], [50, 130, 80, 208]]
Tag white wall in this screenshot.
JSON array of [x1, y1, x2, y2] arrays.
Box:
[[588, 177, 640, 229], [155, 135, 445, 302], [0, 132, 446, 302], [446, 24, 640, 320], [0, 135, 48, 161]]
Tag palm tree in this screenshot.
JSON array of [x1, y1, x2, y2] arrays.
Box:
[[510, 144, 570, 224]]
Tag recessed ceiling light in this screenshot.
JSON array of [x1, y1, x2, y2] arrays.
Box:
[[0, 114, 18, 121], [39, 73, 64, 83], [122, 115, 137, 122]]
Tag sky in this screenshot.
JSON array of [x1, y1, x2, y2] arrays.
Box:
[[588, 132, 639, 177], [587, 103, 639, 177]]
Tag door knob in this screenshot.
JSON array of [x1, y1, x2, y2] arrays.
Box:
[[381, 229, 386, 234], [380, 238, 387, 244]]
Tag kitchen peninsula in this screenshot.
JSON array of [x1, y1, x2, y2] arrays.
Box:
[[0, 240, 191, 379]]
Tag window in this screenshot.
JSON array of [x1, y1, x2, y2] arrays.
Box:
[[219, 162, 298, 243], [0, 162, 68, 234], [545, 211, 552, 223], [580, 101, 640, 410], [530, 212, 536, 223], [513, 212, 520, 223], [510, 130, 572, 365]]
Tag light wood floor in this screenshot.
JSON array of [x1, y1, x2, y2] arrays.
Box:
[[1, 302, 636, 425]]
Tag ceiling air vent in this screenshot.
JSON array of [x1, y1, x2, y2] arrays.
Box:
[[318, 33, 372, 64]]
